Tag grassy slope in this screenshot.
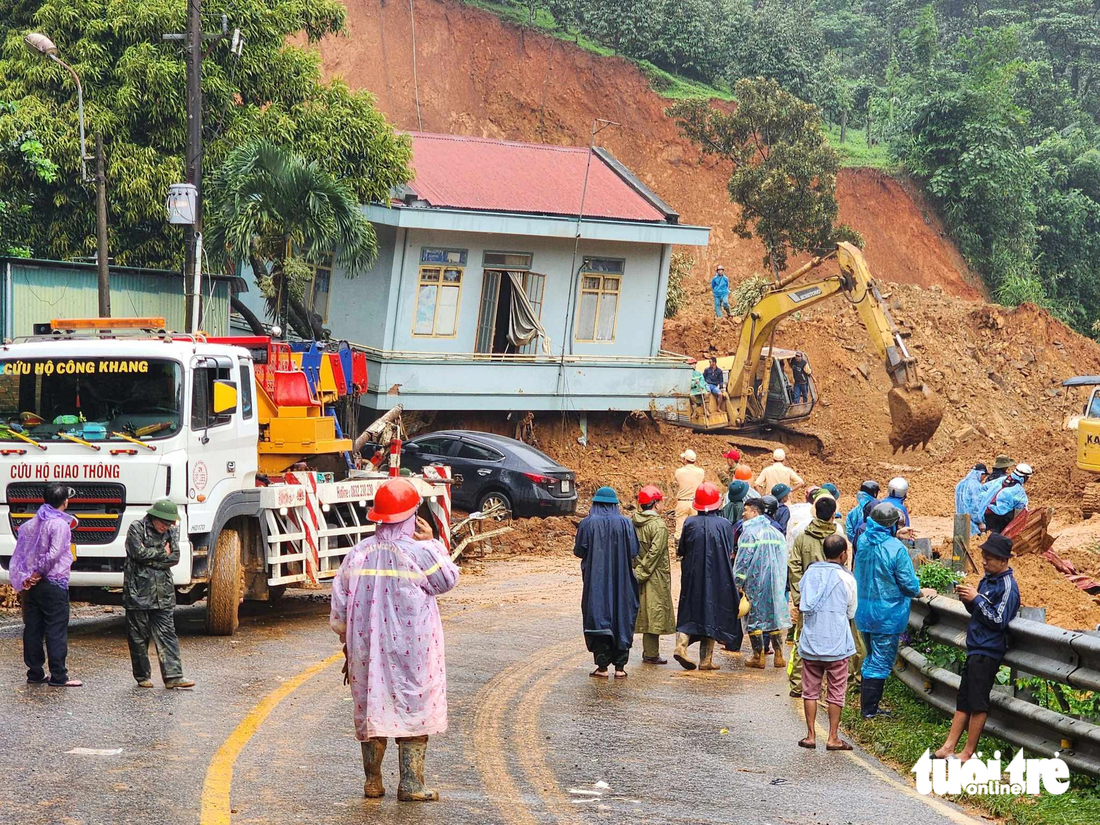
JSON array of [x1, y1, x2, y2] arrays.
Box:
[[841, 678, 1100, 824], [459, 0, 892, 168]]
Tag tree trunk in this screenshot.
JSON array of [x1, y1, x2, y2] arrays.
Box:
[[231, 295, 266, 336], [866, 113, 872, 147], [840, 109, 848, 144], [288, 292, 325, 341]]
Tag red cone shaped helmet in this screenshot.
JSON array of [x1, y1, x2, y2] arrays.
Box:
[[368, 478, 422, 523], [693, 481, 722, 512]]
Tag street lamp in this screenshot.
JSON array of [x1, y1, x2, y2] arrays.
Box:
[[24, 31, 109, 317]]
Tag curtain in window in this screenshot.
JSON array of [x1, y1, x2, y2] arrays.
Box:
[[506, 270, 550, 354]]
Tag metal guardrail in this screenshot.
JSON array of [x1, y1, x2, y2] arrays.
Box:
[[899, 593, 1100, 778]]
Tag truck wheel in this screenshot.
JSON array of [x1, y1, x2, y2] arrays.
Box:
[[1084, 484, 1100, 518], [206, 528, 243, 635]]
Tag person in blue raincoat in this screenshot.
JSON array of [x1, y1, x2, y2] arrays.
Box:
[[853, 502, 920, 718], [882, 477, 910, 526], [734, 498, 792, 669], [674, 482, 743, 671], [710, 265, 731, 318], [978, 464, 1033, 533], [844, 480, 879, 544], [574, 487, 640, 678], [955, 464, 988, 535]]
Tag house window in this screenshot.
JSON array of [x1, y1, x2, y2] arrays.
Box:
[[305, 252, 334, 322], [483, 251, 532, 270], [575, 258, 624, 343], [413, 250, 466, 337]]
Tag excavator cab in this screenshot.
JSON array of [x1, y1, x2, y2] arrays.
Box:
[[685, 348, 815, 431]]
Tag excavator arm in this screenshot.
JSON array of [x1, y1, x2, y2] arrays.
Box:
[[718, 242, 942, 450]]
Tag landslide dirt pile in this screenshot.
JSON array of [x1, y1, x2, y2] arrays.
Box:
[[321, 0, 979, 299]]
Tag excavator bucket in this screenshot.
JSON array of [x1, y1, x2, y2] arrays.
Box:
[[887, 384, 943, 451]]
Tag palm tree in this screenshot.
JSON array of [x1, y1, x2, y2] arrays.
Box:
[[205, 139, 378, 340]]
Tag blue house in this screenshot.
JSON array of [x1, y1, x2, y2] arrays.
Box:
[[238, 132, 709, 413]]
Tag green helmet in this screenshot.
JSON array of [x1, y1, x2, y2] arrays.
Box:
[[147, 499, 180, 522]]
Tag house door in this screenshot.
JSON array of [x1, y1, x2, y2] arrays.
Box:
[[475, 270, 545, 355]]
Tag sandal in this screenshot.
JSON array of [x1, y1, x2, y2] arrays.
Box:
[[26, 676, 49, 684], [827, 741, 853, 751], [614, 670, 628, 679], [48, 679, 83, 687], [589, 668, 608, 678], [798, 738, 816, 749]]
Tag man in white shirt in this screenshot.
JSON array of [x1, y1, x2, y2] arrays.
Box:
[[754, 448, 805, 495]]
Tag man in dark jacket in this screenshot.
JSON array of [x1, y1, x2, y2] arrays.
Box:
[[123, 500, 194, 689], [574, 487, 640, 678], [674, 482, 743, 670], [933, 533, 1020, 760]]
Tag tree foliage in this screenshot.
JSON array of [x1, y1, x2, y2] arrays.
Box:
[[0, 0, 411, 266], [670, 78, 860, 275], [205, 139, 377, 340]]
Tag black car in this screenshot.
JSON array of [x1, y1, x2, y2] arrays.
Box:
[[399, 430, 577, 517]]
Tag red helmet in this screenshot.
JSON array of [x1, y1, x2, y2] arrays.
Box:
[[722, 448, 741, 461], [367, 478, 421, 523], [693, 481, 722, 512], [638, 485, 664, 505]]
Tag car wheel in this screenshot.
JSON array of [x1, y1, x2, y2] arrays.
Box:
[[478, 490, 513, 521]]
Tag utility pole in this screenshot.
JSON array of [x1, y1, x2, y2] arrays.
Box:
[[183, 0, 203, 333], [94, 134, 110, 317]]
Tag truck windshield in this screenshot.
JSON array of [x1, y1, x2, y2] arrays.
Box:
[[0, 357, 182, 442]]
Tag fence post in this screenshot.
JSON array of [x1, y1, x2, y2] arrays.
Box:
[[953, 514, 974, 572]]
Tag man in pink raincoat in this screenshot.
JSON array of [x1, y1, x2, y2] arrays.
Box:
[[330, 477, 459, 802]]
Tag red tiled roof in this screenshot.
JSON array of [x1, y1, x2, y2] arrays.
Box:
[[403, 132, 668, 223]]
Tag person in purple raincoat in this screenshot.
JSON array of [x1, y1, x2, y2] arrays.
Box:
[[331, 477, 459, 802], [8, 483, 83, 687]]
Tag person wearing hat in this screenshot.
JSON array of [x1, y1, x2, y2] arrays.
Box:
[[331, 477, 459, 801], [674, 482, 743, 670], [719, 447, 742, 486], [978, 463, 1033, 533], [988, 454, 1015, 483], [932, 533, 1019, 760], [575, 487, 640, 677], [771, 483, 792, 534], [721, 478, 750, 524], [710, 264, 732, 318], [754, 448, 805, 496], [844, 481, 879, 545], [790, 351, 811, 404], [672, 449, 707, 543], [853, 502, 921, 718], [632, 486, 675, 664], [123, 499, 194, 689], [734, 496, 791, 668], [955, 464, 988, 536]]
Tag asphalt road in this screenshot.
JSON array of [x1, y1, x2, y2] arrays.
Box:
[[0, 554, 978, 825]]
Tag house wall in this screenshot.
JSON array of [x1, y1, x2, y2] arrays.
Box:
[[327, 227, 669, 358]]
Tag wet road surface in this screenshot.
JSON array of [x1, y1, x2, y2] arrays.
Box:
[[0, 555, 978, 824]]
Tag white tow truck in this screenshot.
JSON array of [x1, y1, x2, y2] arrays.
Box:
[[0, 318, 451, 633]]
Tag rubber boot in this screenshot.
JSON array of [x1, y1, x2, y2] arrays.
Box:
[[361, 738, 386, 798], [698, 638, 720, 671], [397, 736, 438, 802], [861, 677, 885, 719], [745, 632, 766, 669], [673, 633, 696, 671], [771, 632, 786, 668]]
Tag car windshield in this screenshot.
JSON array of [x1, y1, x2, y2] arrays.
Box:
[[0, 357, 182, 443]]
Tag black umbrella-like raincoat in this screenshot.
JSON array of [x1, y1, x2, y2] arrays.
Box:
[[676, 511, 744, 649], [574, 502, 640, 652]]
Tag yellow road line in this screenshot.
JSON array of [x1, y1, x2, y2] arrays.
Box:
[[199, 652, 343, 825], [809, 709, 980, 824]]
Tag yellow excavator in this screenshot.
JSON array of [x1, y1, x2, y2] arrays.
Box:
[[671, 242, 943, 451], [1061, 376, 1100, 515]]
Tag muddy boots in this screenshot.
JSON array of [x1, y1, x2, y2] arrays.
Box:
[[771, 632, 786, 668], [673, 633, 696, 671], [698, 637, 720, 671], [361, 738, 387, 798], [397, 735, 439, 802], [860, 678, 889, 719], [745, 631, 766, 669]]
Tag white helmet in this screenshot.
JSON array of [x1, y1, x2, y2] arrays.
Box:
[[1014, 463, 1034, 480], [887, 476, 909, 499], [773, 448, 786, 462]]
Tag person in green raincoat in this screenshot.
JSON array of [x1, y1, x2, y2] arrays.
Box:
[[632, 485, 676, 663], [721, 479, 750, 525]]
